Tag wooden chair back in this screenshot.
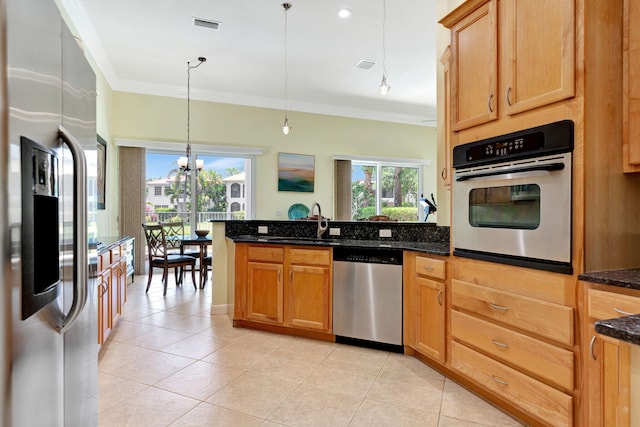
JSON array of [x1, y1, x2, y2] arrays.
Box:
[[142, 224, 168, 259], [161, 221, 185, 251]]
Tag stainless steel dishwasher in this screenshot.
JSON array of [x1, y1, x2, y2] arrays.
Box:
[[332, 246, 403, 352]]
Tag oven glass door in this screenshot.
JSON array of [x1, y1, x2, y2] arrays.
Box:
[[452, 153, 572, 273]]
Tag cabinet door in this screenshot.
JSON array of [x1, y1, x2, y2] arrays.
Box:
[[624, 0, 640, 172], [416, 276, 445, 362], [116, 256, 127, 314], [286, 265, 331, 331], [247, 262, 284, 324], [502, 0, 574, 116], [97, 271, 111, 345], [449, 1, 498, 130]]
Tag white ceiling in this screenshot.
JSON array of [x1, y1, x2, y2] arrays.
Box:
[[59, 0, 439, 126]]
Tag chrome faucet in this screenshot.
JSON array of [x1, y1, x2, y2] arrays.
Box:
[[311, 202, 329, 239]]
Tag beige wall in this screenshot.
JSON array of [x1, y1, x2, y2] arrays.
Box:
[[111, 91, 438, 221]]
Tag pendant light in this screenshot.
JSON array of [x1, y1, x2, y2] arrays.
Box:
[[178, 56, 207, 171], [281, 3, 292, 135], [379, 0, 390, 95]]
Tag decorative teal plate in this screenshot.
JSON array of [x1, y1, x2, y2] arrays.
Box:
[[288, 203, 310, 220]]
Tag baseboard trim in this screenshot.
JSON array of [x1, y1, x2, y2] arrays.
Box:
[[210, 304, 229, 315]]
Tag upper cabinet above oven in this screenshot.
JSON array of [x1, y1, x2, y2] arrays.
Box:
[[440, 0, 575, 132]]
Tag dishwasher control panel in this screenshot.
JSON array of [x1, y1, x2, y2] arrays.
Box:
[[333, 247, 403, 265]]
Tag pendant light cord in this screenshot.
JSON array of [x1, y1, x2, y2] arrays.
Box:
[[283, 3, 290, 114], [186, 57, 206, 165], [382, 0, 388, 78]]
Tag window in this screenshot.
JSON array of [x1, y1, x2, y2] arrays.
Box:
[[230, 183, 241, 198], [231, 202, 241, 212], [340, 160, 422, 221], [145, 152, 253, 225]]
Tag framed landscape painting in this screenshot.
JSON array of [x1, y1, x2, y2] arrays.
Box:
[[277, 152, 315, 192]]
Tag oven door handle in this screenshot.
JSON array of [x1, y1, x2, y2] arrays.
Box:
[[455, 162, 565, 182]]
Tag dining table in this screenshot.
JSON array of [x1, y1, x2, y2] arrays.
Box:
[[179, 234, 212, 289]]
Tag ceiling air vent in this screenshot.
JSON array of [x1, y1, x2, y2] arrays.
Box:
[[355, 59, 376, 70], [193, 17, 220, 30]]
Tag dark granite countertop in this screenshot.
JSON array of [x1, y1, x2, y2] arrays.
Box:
[[580, 268, 640, 346], [595, 315, 640, 346], [578, 268, 640, 291], [227, 235, 450, 256]]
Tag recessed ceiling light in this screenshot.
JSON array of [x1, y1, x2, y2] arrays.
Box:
[[355, 59, 376, 70], [338, 9, 352, 19]]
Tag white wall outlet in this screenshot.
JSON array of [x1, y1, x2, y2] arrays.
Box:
[[258, 226, 268, 234], [329, 227, 341, 236], [275, 210, 282, 217], [379, 229, 392, 238]]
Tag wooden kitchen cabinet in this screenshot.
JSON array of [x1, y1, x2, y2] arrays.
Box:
[[583, 284, 640, 426], [440, 0, 574, 132], [623, 0, 640, 172], [286, 247, 332, 332], [246, 246, 284, 324], [449, 257, 575, 426], [235, 243, 333, 335], [404, 252, 447, 363], [97, 239, 130, 345]]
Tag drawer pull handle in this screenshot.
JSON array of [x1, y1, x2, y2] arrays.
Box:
[[423, 266, 434, 271], [614, 307, 634, 316], [492, 375, 508, 386], [488, 94, 494, 112], [490, 303, 509, 311], [590, 335, 597, 361], [437, 290, 443, 306], [506, 87, 512, 106], [491, 339, 509, 349], [289, 270, 293, 282], [278, 270, 281, 282]]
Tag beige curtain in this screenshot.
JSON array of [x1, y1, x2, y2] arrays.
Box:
[[118, 146, 146, 274], [334, 159, 352, 220]]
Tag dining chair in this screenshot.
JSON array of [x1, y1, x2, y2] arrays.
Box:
[[161, 221, 200, 283], [142, 223, 197, 296], [201, 255, 212, 289]]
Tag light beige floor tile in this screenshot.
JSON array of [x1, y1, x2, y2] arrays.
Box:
[[166, 315, 218, 333], [109, 350, 195, 385], [302, 364, 376, 398], [259, 421, 289, 427], [98, 341, 158, 373], [160, 333, 233, 359], [249, 352, 320, 383], [201, 341, 273, 370], [267, 384, 362, 427], [378, 353, 446, 384], [270, 337, 337, 364], [206, 371, 299, 419], [198, 321, 254, 340], [155, 360, 244, 401], [121, 327, 192, 351], [350, 398, 440, 427], [235, 329, 295, 350], [138, 310, 193, 328], [440, 380, 524, 426], [170, 402, 263, 426], [366, 375, 444, 413], [324, 345, 390, 371], [98, 372, 147, 414], [98, 386, 199, 427], [108, 319, 160, 342], [437, 415, 503, 427]]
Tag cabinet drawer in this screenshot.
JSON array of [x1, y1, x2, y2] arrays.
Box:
[[451, 310, 574, 390], [289, 248, 331, 266], [587, 288, 640, 320], [451, 341, 573, 427], [247, 245, 284, 263], [415, 255, 445, 280], [452, 279, 574, 345], [98, 252, 111, 271]]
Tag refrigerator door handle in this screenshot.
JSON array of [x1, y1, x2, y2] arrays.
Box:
[[57, 125, 88, 334]]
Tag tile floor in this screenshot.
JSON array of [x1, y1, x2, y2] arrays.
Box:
[[98, 274, 526, 427]]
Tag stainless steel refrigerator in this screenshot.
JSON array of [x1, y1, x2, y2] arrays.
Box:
[[2, 0, 98, 425]]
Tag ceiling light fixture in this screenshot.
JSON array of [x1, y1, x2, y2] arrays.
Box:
[[178, 56, 206, 172], [379, 0, 390, 95], [281, 3, 292, 135], [338, 8, 352, 19]]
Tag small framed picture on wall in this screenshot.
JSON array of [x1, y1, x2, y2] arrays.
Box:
[[277, 152, 315, 192]]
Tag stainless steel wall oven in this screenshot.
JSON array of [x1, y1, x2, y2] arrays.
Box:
[[452, 120, 574, 274]]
